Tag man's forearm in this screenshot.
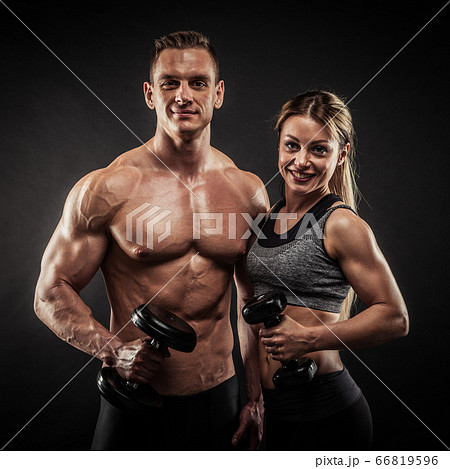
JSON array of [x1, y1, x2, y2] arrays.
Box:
[[34, 281, 122, 365], [234, 258, 263, 405], [236, 303, 262, 403]]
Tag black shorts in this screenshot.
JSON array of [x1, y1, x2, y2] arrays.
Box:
[[262, 368, 373, 450], [91, 375, 241, 451]]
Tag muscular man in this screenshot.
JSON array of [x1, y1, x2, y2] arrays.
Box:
[[34, 31, 268, 450]]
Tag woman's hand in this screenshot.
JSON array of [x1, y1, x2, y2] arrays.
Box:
[[259, 315, 315, 362]]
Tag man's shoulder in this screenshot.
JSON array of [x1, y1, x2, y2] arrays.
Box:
[[65, 147, 148, 223], [212, 147, 258, 180], [73, 146, 148, 194], [230, 166, 266, 197], [212, 148, 269, 211], [63, 168, 118, 230]]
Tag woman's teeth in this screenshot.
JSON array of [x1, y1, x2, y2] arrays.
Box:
[[292, 171, 312, 179]]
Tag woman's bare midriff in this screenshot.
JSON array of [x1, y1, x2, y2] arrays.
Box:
[[259, 304, 343, 390]]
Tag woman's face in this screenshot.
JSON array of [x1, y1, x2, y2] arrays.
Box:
[[278, 115, 348, 198]]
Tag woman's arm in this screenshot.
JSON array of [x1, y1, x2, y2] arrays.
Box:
[[260, 209, 409, 361]]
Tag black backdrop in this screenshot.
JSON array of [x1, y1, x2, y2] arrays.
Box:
[[1, 0, 449, 451]]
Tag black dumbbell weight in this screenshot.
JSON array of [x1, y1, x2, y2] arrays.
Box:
[[242, 291, 317, 391], [97, 304, 196, 411]]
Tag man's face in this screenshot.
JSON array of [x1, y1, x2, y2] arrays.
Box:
[[144, 48, 224, 139]]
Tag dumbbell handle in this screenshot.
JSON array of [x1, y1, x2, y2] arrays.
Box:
[[264, 315, 306, 370], [282, 358, 301, 368], [125, 381, 139, 389], [262, 315, 299, 368], [263, 315, 283, 329], [125, 338, 160, 388]]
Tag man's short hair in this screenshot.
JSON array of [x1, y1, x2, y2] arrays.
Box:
[[149, 31, 220, 84]]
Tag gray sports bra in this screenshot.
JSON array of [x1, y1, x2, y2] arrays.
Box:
[[246, 196, 356, 314]]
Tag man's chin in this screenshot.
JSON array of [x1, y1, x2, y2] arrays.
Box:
[[171, 122, 208, 137]]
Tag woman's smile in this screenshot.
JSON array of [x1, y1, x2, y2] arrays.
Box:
[[289, 170, 315, 182]]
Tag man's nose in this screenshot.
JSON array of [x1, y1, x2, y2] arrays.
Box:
[[175, 82, 193, 105]]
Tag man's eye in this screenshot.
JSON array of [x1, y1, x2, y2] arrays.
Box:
[[192, 81, 207, 88], [162, 81, 177, 89]]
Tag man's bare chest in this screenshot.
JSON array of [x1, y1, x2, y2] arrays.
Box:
[[108, 179, 258, 264]]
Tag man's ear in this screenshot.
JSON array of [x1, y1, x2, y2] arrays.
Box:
[[143, 81, 155, 109], [214, 80, 225, 109]]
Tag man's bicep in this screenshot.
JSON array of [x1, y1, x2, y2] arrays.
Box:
[[38, 176, 111, 295], [39, 218, 109, 294]]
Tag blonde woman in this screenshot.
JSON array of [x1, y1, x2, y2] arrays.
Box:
[[244, 90, 409, 450]]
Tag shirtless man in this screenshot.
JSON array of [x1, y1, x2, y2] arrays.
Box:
[[34, 31, 268, 450]]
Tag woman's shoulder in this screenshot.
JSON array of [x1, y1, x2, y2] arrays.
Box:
[[326, 203, 367, 231], [324, 205, 376, 258]]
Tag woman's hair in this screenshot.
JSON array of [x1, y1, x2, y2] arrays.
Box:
[[275, 90, 360, 320]]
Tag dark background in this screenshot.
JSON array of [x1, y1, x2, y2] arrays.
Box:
[[1, 0, 449, 451]]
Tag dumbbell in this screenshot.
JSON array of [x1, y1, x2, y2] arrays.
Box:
[[96, 303, 197, 411], [242, 291, 317, 391]]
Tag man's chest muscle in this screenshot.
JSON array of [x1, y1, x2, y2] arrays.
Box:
[[109, 184, 255, 264]]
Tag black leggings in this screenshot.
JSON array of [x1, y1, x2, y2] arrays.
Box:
[[91, 375, 240, 451], [263, 394, 373, 450]]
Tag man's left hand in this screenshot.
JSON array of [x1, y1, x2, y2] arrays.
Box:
[[231, 400, 263, 450]]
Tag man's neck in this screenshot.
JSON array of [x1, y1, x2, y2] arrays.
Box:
[[150, 125, 212, 175]]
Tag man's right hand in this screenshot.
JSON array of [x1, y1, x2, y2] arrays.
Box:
[[114, 338, 170, 383]]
